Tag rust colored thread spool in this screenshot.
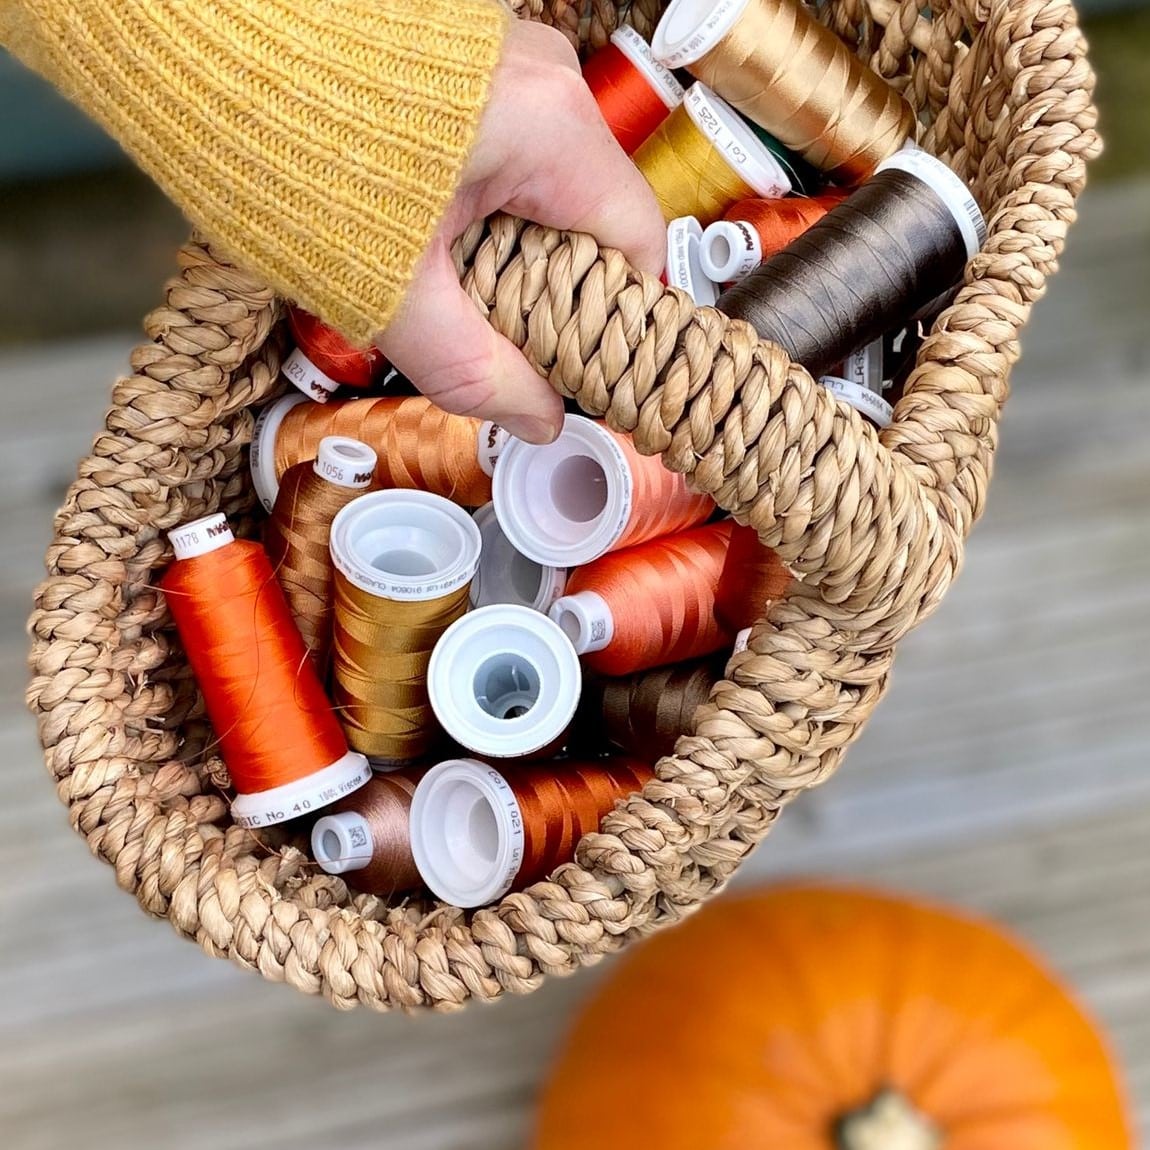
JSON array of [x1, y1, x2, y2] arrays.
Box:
[[713, 522, 792, 633], [249, 392, 509, 512], [493, 414, 714, 568], [410, 757, 656, 908], [550, 521, 734, 675], [283, 307, 387, 401], [310, 770, 425, 897], [263, 436, 377, 675], [160, 513, 370, 828]]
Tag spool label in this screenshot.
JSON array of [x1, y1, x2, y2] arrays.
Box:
[[725, 221, 761, 279], [843, 340, 885, 393], [316, 454, 374, 489], [683, 85, 790, 198], [484, 766, 526, 898], [732, 627, 752, 655], [820, 376, 895, 429], [170, 516, 233, 557], [657, 0, 746, 69], [332, 547, 478, 600], [666, 217, 718, 307], [477, 422, 511, 477], [611, 25, 685, 109], [282, 347, 338, 403]]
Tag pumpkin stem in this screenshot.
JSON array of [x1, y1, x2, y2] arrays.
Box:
[[835, 1089, 942, 1150]]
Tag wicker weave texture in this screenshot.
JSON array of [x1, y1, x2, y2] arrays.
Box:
[[26, 0, 1100, 1010]]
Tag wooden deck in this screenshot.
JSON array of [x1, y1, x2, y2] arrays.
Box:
[[1, 176, 1148, 1148]]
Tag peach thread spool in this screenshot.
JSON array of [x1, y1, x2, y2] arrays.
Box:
[[427, 604, 582, 761], [470, 502, 567, 613], [282, 307, 387, 402], [250, 392, 509, 512], [328, 490, 482, 767], [549, 521, 735, 676], [409, 757, 656, 908], [492, 414, 714, 568], [160, 513, 370, 828], [310, 769, 425, 897], [263, 436, 377, 675]]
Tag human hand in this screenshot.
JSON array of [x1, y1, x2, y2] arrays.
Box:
[[376, 20, 666, 444]]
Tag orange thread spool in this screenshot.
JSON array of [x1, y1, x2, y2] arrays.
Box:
[[713, 522, 792, 632], [160, 514, 370, 828], [250, 393, 507, 512], [409, 757, 656, 907], [583, 27, 684, 155], [492, 414, 714, 568], [550, 521, 735, 675], [282, 307, 387, 401], [700, 191, 849, 281], [263, 437, 377, 675], [310, 769, 425, 897]]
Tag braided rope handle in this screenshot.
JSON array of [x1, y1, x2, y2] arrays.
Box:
[[26, 0, 1100, 1008]]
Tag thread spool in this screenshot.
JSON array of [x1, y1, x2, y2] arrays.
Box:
[[492, 414, 714, 567], [249, 392, 509, 512], [699, 192, 848, 282], [577, 657, 725, 761], [820, 376, 894, 428], [310, 770, 424, 896], [282, 307, 387, 401], [427, 605, 582, 760], [263, 436, 377, 673], [653, 0, 916, 184], [666, 216, 718, 306], [160, 513, 370, 828], [549, 520, 734, 675], [633, 83, 794, 225], [716, 151, 986, 380], [329, 490, 482, 766], [713, 522, 792, 632], [583, 26, 685, 155], [470, 503, 567, 613], [409, 757, 656, 908]]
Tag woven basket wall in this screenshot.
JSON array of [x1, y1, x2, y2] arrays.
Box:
[[26, 0, 1100, 1010]]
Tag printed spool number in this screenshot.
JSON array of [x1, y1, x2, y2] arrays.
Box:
[[684, 85, 789, 198], [478, 422, 511, 477]]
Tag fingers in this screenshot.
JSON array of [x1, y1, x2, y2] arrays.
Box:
[[376, 241, 564, 445]]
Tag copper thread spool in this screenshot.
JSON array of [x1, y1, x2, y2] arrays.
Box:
[[713, 522, 792, 633], [409, 756, 657, 908], [329, 490, 482, 767], [282, 307, 387, 401], [263, 436, 377, 675]]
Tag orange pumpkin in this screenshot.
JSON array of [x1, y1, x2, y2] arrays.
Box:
[[535, 884, 1131, 1150]]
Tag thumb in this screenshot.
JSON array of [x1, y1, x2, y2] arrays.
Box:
[[375, 240, 564, 445]]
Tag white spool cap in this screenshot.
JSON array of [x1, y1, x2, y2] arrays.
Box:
[[427, 604, 582, 758], [230, 751, 372, 830], [820, 376, 895, 429], [610, 25, 685, 110], [250, 392, 310, 512], [409, 758, 526, 908], [169, 513, 234, 560], [700, 219, 762, 282], [329, 489, 482, 601], [492, 415, 635, 568], [281, 346, 339, 402], [549, 591, 615, 656], [682, 84, 791, 199], [470, 503, 568, 612], [653, 0, 751, 69], [877, 149, 987, 260], [666, 217, 719, 307], [311, 811, 374, 874], [314, 436, 377, 489]]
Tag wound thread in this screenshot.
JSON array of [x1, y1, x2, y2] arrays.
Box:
[[714, 522, 792, 632]]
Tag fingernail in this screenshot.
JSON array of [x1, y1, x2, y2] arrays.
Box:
[[507, 415, 562, 445]]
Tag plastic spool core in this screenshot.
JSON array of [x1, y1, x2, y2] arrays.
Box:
[[550, 455, 609, 522], [610, 25, 684, 110], [469, 503, 567, 613], [700, 219, 762, 282], [311, 810, 375, 874], [474, 652, 542, 720], [169, 513, 234, 560], [321, 829, 341, 859], [249, 392, 309, 511], [315, 436, 377, 489], [654, 0, 751, 69]]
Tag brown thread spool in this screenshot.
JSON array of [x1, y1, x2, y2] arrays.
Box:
[[329, 490, 482, 766], [263, 437, 377, 675], [310, 770, 424, 896], [713, 522, 792, 633], [249, 392, 508, 512], [409, 757, 657, 908], [578, 657, 727, 761]]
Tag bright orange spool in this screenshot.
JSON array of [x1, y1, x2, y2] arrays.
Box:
[[583, 40, 675, 155], [724, 191, 848, 258], [713, 522, 792, 632], [287, 307, 385, 390]]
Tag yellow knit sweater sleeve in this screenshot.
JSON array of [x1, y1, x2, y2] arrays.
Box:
[[0, 0, 508, 342]]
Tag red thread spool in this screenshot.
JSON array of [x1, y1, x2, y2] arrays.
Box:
[[249, 392, 509, 512], [713, 522, 792, 633], [492, 414, 714, 568], [549, 520, 735, 675], [583, 26, 685, 155], [282, 307, 387, 401], [160, 514, 370, 828], [409, 756, 656, 907], [699, 191, 849, 282]]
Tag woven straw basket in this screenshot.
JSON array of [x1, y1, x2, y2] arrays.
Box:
[[27, 0, 1099, 1010]]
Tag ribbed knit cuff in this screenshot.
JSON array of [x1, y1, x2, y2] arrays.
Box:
[[1, 0, 509, 342]]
